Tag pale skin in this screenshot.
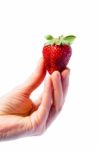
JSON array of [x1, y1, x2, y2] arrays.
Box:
[[0, 58, 70, 141]]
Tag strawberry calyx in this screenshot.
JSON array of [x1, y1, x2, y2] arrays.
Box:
[[45, 35, 76, 46]]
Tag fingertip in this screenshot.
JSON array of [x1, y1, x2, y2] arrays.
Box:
[[61, 68, 70, 97], [52, 70, 60, 76], [21, 57, 46, 95], [61, 68, 70, 79], [38, 57, 46, 70], [35, 57, 46, 79], [51, 71, 61, 81], [39, 57, 44, 63]]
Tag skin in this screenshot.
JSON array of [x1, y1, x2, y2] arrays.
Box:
[[0, 58, 70, 141]]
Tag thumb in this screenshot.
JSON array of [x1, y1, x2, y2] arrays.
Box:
[[20, 58, 46, 95]]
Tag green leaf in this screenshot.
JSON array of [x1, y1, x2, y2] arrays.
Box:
[[63, 35, 76, 45], [44, 34, 76, 46], [45, 35, 54, 40], [45, 39, 55, 45]]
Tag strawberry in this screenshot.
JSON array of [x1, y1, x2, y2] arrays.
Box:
[[42, 35, 76, 74]]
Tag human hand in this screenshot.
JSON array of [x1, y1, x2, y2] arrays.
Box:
[[0, 58, 70, 141]]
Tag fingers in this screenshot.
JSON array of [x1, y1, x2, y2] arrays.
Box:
[[29, 69, 70, 133], [61, 68, 70, 97], [31, 77, 52, 129], [20, 57, 46, 95], [46, 71, 63, 127], [46, 69, 70, 128], [51, 71, 63, 112]]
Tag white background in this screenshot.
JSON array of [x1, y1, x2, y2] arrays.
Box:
[[0, 0, 99, 149]]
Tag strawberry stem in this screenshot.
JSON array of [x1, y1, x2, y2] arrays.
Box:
[[45, 35, 76, 46]]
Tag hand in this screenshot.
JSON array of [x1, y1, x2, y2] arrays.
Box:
[[0, 58, 70, 141]]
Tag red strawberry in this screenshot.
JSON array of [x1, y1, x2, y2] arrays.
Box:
[[42, 35, 76, 74]]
